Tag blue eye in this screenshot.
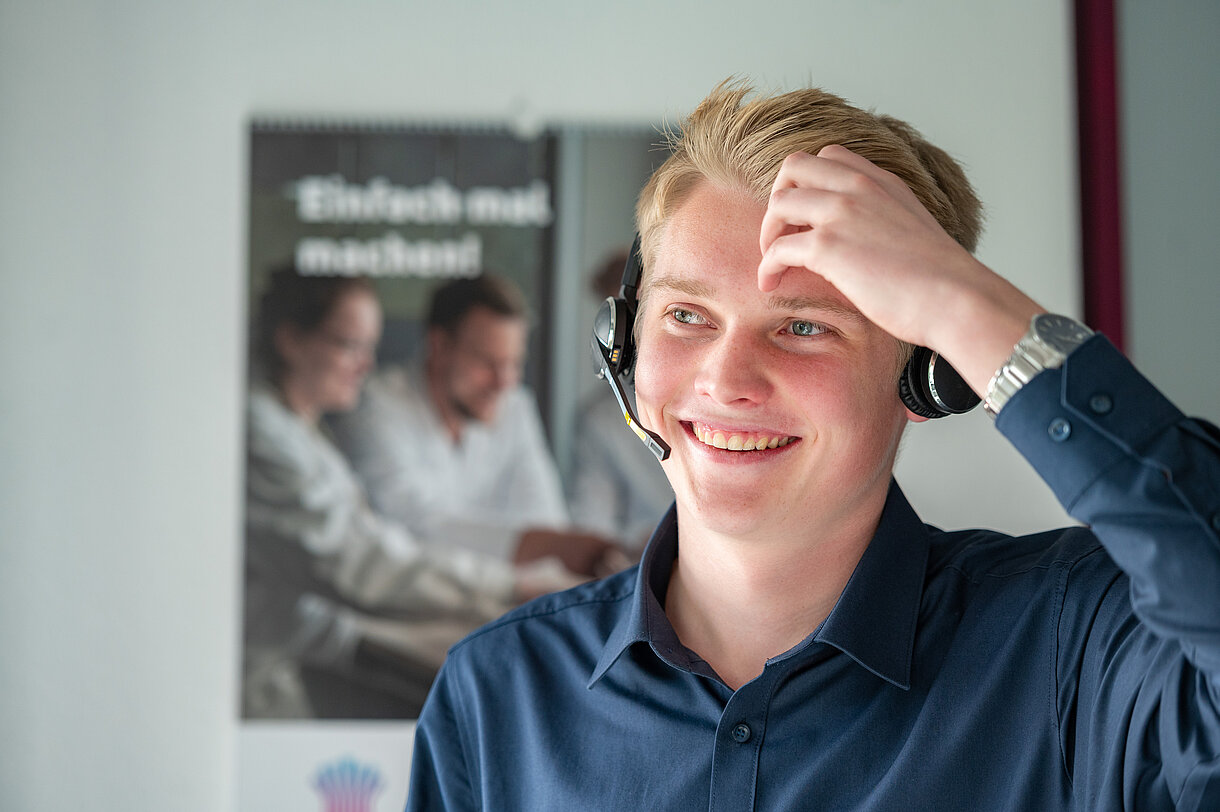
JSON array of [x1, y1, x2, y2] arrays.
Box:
[[790, 320, 824, 336], [671, 309, 702, 324]]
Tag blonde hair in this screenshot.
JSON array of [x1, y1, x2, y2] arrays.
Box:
[[635, 79, 983, 299], [634, 79, 985, 370]]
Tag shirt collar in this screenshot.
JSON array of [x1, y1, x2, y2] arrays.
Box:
[[588, 480, 929, 690], [588, 504, 680, 687], [814, 480, 929, 689]]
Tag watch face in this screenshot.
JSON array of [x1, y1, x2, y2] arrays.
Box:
[[1033, 313, 1094, 353]]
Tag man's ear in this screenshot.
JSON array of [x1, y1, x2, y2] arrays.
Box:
[[904, 407, 931, 424]]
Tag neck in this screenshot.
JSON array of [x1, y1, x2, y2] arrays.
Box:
[[665, 487, 887, 690], [276, 377, 320, 426]]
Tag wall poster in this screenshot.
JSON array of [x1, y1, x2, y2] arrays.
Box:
[[240, 120, 558, 810]]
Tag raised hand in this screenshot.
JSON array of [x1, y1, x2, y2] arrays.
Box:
[[757, 145, 1042, 394]]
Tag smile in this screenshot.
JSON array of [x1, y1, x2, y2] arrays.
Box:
[[690, 422, 798, 452]]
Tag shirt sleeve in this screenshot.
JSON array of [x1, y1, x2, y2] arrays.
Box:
[[247, 392, 516, 622], [996, 335, 1220, 809]]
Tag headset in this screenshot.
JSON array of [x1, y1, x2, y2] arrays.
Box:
[[591, 235, 671, 462], [591, 235, 978, 461]]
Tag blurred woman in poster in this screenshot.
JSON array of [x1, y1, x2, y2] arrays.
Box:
[[242, 269, 576, 718]]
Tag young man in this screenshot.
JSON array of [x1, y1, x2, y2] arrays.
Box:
[[406, 83, 1220, 810]]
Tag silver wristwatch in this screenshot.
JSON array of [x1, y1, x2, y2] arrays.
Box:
[[983, 313, 1094, 418]]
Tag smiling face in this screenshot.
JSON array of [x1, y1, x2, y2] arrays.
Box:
[[277, 286, 383, 419], [633, 181, 917, 542], [429, 305, 527, 427]]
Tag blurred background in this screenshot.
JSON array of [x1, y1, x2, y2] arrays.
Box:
[[1, 1, 1216, 809]]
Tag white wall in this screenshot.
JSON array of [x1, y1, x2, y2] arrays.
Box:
[[0, 2, 1079, 809], [1118, 0, 1220, 419]]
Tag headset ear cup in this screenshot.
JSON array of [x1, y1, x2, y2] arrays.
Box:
[[593, 296, 637, 379], [899, 347, 948, 419], [899, 346, 981, 418], [613, 298, 636, 376]]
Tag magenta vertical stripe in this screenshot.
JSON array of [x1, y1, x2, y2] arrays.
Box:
[[1075, 0, 1126, 350]]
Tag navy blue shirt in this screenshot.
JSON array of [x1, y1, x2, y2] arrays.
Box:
[[407, 338, 1220, 811]]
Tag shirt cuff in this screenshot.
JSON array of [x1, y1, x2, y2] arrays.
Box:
[[994, 335, 1185, 512]]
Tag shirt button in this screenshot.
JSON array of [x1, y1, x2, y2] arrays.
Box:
[[1048, 418, 1072, 442], [1089, 393, 1114, 414], [731, 723, 752, 743]]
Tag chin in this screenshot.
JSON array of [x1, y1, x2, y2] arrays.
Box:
[[677, 481, 777, 536], [468, 402, 501, 424], [329, 392, 360, 413]]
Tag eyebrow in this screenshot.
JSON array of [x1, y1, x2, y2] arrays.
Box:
[[645, 275, 715, 299], [767, 294, 868, 324]]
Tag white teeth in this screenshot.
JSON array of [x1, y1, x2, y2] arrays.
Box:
[[692, 424, 794, 452]]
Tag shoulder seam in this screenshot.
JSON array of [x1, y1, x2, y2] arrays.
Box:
[[940, 531, 1102, 586], [450, 583, 636, 652]]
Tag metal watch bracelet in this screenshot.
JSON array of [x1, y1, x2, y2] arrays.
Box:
[[983, 313, 1094, 419]]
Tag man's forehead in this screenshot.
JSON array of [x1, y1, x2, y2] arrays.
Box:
[[451, 307, 526, 350], [645, 272, 867, 323], [453, 305, 526, 332]]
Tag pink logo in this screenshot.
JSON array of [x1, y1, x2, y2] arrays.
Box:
[[313, 757, 384, 812]]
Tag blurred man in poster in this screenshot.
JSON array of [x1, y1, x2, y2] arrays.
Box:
[[331, 273, 623, 576]]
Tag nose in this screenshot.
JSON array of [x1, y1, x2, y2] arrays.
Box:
[[693, 330, 773, 406]]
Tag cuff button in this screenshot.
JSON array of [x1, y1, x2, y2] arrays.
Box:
[[1048, 418, 1072, 442]]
